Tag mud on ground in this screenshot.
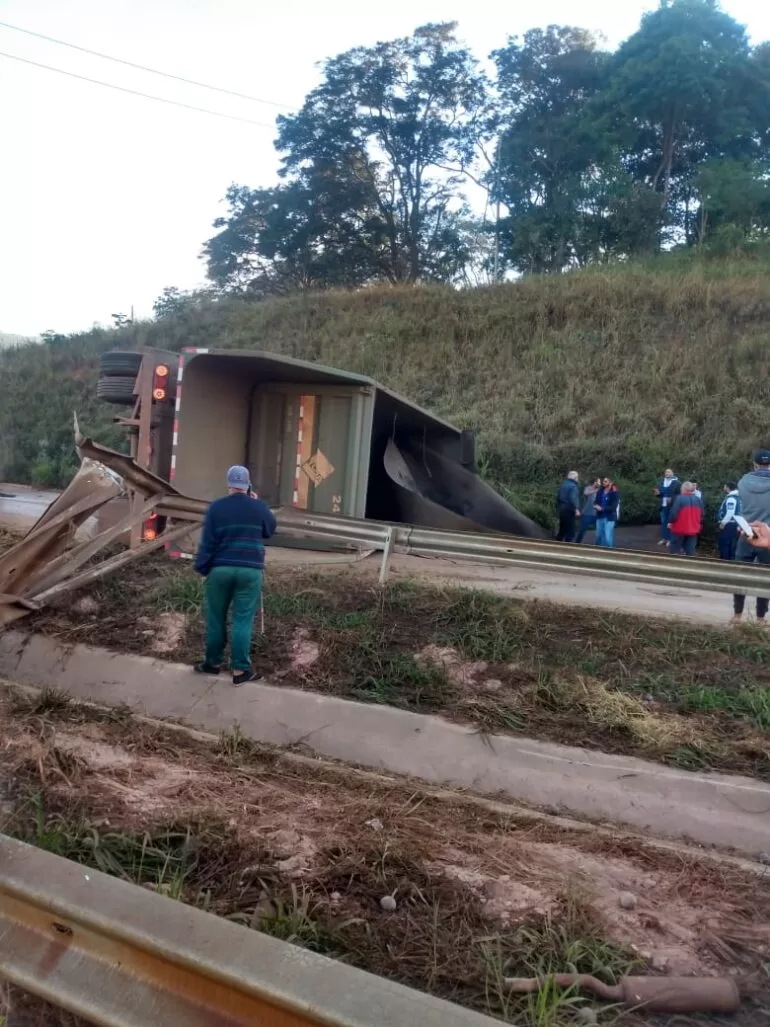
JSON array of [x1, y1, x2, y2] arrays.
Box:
[[1, 685, 768, 1026], [23, 554, 770, 781]]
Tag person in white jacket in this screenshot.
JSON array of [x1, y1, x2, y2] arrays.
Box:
[[717, 482, 740, 561]]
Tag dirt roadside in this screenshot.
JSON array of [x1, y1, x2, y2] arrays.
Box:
[[21, 553, 770, 783], [1, 684, 768, 1027]]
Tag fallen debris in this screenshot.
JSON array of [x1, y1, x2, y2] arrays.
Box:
[[504, 973, 740, 1014]]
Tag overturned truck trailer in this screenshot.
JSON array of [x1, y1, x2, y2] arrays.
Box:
[[96, 347, 545, 543]]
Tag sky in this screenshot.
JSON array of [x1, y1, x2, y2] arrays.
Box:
[[1, 1, 768, 337]]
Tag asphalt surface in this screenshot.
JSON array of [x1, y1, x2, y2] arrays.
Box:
[[0, 483, 127, 538], [0, 483, 735, 626]]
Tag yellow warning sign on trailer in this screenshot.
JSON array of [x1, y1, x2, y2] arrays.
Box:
[[302, 449, 335, 486]]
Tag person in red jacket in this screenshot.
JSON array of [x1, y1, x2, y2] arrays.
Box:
[[667, 482, 703, 556]]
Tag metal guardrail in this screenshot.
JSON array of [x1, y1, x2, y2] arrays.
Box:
[[73, 429, 770, 599], [276, 509, 770, 597], [0, 834, 497, 1027]]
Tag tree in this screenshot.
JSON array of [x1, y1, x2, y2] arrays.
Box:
[[205, 23, 489, 292], [205, 181, 385, 294], [491, 26, 612, 273], [696, 159, 770, 245], [605, 0, 756, 210], [153, 286, 192, 318], [41, 330, 68, 345]]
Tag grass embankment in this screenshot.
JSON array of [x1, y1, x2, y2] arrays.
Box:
[[1, 686, 768, 1027], [3, 254, 770, 524], [27, 555, 770, 782]]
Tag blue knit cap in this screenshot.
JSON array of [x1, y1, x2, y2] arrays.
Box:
[[226, 465, 251, 490]]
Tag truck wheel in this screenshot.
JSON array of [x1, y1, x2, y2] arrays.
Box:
[[96, 376, 136, 404], [99, 351, 142, 377]]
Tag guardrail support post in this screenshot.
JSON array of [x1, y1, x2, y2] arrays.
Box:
[[379, 527, 394, 585]]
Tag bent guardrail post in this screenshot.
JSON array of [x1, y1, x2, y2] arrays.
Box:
[[0, 835, 498, 1027]]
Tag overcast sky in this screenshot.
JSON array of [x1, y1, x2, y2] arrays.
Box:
[[1, 0, 768, 337]]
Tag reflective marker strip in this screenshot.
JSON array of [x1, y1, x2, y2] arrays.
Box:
[[167, 350, 192, 557], [293, 402, 305, 506]]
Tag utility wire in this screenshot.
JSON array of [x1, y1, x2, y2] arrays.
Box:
[[0, 19, 295, 109], [0, 50, 277, 128]]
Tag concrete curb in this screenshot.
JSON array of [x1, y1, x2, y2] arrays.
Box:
[[1, 630, 768, 855]]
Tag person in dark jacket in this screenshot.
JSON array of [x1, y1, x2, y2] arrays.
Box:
[[667, 482, 703, 556], [716, 482, 741, 561], [594, 477, 619, 548], [555, 470, 581, 542], [576, 478, 600, 543], [194, 465, 277, 685], [732, 450, 770, 625], [653, 468, 681, 546]]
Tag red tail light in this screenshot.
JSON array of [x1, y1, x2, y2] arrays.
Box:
[[152, 364, 169, 402], [143, 513, 158, 541]]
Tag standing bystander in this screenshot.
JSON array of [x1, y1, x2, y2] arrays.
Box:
[[667, 482, 703, 556], [654, 468, 681, 546], [194, 465, 277, 684], [594, 477, 620, 548], [555, 470, 581, 543], [716, 482, 741, 561], [732, 450, 770, 626], [576, 478, 601, 543]]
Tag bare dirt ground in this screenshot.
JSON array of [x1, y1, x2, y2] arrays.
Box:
[[1, 684, 768, 1026]]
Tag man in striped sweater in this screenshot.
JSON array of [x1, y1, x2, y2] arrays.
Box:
[[194, 465, 277, 686]]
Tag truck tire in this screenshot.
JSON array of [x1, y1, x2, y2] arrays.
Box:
[[96, 376, 136, 404], [99, 351, 142, 377]]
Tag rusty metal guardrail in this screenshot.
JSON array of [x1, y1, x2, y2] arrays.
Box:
[[0, 834, 497, 1026]]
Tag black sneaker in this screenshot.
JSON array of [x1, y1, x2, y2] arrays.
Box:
[[194, 662, 221, 675], [232, 669, 258, 687]]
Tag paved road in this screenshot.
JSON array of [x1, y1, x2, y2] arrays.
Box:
[[0, 483, 127, 538], [0, 483, 737, 627]]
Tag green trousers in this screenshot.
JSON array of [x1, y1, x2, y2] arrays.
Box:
[[204, 566, 263, 671]]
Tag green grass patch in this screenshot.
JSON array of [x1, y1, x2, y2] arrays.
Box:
[[24, 559, 770, 781]]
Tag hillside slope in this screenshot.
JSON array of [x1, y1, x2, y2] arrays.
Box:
[[3, 258, 770, 523]]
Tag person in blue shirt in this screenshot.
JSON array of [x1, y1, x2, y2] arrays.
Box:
[[194, 465, 277, 685], [594, 477, 620, 548], [716, 482, 741, 561]]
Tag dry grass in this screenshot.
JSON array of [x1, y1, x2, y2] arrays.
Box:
[[25, 559, 770, 780], [3, 257, 770, 514], [2, 686, 769, 1027]]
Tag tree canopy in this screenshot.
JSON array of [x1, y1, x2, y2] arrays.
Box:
[[204, 1, 770, 288]]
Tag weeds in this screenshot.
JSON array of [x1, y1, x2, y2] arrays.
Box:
[[152, 573, 205, 613], [218, 724, 252, 762], [232, 884, 346, 955], [24, 562, 770, 779], [346, 643, 453, 711], [23, 687, 72, 717], [3, 688, 767, 1027]]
